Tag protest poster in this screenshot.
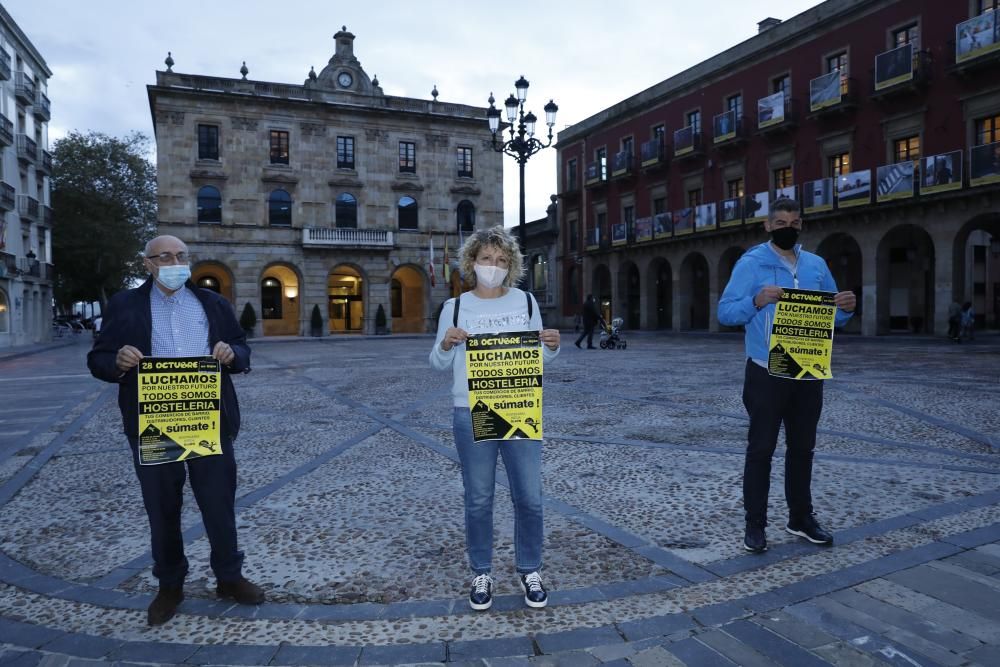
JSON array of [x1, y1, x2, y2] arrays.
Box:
[[465, 331, 543, 442], [137, 357, 222, 465], [767, 289, 837, 380]]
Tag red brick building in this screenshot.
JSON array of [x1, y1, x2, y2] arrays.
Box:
[[556, 0, 1000, 336]]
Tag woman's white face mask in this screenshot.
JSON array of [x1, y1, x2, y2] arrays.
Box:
[[474, 264, 508, 289]]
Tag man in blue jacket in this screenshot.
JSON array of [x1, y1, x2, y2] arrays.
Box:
[[718, 198, 855, 553], [88, 235, 264, 625]]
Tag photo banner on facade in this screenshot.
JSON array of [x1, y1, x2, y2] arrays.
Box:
[[767, 289, 837, 380], [137, 357, 222, 465], [465, 331, 543, 442]]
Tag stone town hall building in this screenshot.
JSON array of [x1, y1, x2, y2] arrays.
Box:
[[148, 28, 501, 336]]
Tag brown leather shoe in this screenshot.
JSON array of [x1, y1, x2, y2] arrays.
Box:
[[147, 586, 184, 626], [216, 577, 265, 605]]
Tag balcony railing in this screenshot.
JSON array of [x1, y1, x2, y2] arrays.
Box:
[[14, 72, 35, 105], [17, 195, 39, 221], [640, 138, 666, 168], [756, 96, 799, 134], [0, 252, 15, 277], [41, 204, 53, 225], [302, 227, 394, 247], [611, 151, 633, 178], [0, 113, 12, 147], [37, 148, 52, 176], [584, 161, 606, 187], [872, 44, 931, 97], [16, 135, 37, 164], [952, 9, 1000, 69], [33, 91, 51, 121], [0, 50, 10, 81], [808, 75, 858, 115], [0, 182, 14, 211]]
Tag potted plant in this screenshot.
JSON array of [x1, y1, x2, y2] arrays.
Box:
[[310, 304, 323, 337], [239, 303, 257, 338], [375, 303, 388, 335]]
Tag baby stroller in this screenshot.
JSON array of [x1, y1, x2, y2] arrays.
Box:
[[599, 317, 627, 349]]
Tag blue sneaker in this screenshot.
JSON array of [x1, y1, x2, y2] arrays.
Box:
[[469, 573, 493, 611], [519, 571, 548, 608]]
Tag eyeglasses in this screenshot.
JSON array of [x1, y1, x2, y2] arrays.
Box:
[[147, 251, 189, 266]]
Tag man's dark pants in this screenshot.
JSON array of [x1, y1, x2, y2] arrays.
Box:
[[741, 360, 824, 524], [127, 435, 243, 587]]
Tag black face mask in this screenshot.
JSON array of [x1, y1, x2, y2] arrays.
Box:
[[770, 227, 800, 250]]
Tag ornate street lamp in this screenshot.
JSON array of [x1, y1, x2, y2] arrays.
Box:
[[486, 76, 558, 265]]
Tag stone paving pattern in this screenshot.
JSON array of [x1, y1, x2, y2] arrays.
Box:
[[0, 333, 998, 665]]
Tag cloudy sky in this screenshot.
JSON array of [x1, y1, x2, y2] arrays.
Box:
[[9, 0, 820, 225]]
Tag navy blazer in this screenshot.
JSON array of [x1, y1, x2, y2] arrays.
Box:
[[88, 278, 251, 438]]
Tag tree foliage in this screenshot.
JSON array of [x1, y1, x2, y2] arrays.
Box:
[[51, 131, 157, 309]]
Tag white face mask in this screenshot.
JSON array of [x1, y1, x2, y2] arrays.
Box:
[[474, 264, 508, 289], [156, 264, 191, 290]]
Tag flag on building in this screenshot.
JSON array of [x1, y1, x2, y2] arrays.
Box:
[[428, 233, 436, 287], [443, 235, 451, 282]]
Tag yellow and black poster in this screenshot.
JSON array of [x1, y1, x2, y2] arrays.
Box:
[[767, 289, 837, 380], [137, 357, 223, 465], [465, 331, 543, 442]]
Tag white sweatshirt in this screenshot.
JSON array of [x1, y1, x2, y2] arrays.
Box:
[[429, 288, 560, 407]]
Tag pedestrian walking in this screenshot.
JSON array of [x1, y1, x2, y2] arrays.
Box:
[[87, 235, 264, 626], [574, 294, 602, 349], [718, 198, 856, 553], [959, 301, 975, 341], [429, 226, 561, 611]]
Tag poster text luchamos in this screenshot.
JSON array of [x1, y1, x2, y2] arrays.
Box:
[[465, 331, 543, 441], [137, 357, 222, 465]]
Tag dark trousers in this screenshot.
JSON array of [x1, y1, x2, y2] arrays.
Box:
[[575, 324, 596, 348], [741, 360, 824, 524], [127, 435, 243, 587]]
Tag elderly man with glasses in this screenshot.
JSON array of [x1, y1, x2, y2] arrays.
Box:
[[88, 235, 263, 626]]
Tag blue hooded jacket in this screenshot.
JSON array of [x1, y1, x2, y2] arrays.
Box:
[[718, 241, 853, 363]]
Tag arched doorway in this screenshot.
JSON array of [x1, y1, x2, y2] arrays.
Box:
[[680, 253, 710, 330], [617, 261, 641, 329], [876, 225, 935, 334], [328, 265, 364, 333], [717, 247, 745, 332], [646, 258, 672, 330], [592, 264, 612, 323], [952, 213, 1000, 332], [390, 265, 426, 333], [192, 261, 235, 304], [816, 233, 863, 334], [260, 264, 300, 336]]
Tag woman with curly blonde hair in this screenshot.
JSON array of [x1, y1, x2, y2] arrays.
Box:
[[429, 225, 560, 611]]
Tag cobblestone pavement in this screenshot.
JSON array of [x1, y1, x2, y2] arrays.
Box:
[[0, 332, 998, 666]]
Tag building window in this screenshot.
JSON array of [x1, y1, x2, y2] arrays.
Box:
[[893, 136, 920, 162], [531, 254, 548, 291], [457, 200, 475, 232], [726, 94, 743, 118], [336, 136, 355, 169], [0, 289, 8, 334], [687, 189, 702, 207], [653, 197, 666, 214], [826, 51, 849, 93], [261, 277, 283, 319], [623, 205, 634, 237], [196, 185, 222, 223], [268, 189, 292, 226], [457, 146, 473, 178], [893, 23, 920, 49], [727, 178, 745, 199], [399, 141, 416, 173], [196, 276, 220, 293], [622, 137, 634, 157], [653, 124, 665, 141], [829, 152, 851, 176], [197, 125, 219, 160], [566, 158, 578, 191], [976, 115, 1000, 145], [773, 74, 791, 97], [773, 166, 793, 189], [978, 1, 998, 14], [686, 110, 701, 134], [398, 196, 418, 230], [596, 147, 607, 180], [269, 130, 289, 165], [390, 279, 402, 317], [335, 192, 357, 228]]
